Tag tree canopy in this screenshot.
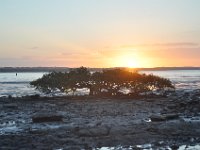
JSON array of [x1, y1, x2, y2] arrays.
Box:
[[30, 67, 175, 96]]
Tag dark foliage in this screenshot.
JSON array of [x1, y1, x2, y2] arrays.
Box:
[[30, 67, 175, 96]]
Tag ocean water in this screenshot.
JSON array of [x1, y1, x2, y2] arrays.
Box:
[[0, 72, 46, 97], [141, 70, 200, 90], [0, 70, 200, 97]]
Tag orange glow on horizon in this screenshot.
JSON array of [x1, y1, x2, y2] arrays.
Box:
[[104, 48, 149, 68], [45, 46, 185, 68], [114, 55, 141, 68]]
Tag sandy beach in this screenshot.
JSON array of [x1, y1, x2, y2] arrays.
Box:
[[0, 91, 200, 149]]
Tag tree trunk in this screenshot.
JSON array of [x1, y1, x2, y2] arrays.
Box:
[[89, 87, 93, 96]]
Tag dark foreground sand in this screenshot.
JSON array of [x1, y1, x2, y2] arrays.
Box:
[[0, 91, 200, 149]]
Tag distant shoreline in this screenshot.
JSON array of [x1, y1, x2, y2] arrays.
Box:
[[0, 67, 200, 72]]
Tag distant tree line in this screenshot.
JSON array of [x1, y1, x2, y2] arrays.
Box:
[[30, 67, 175, 96]]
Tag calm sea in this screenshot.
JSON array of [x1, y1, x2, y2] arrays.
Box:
[[0, 72, 46, 97], [0, 70, 200, 97]]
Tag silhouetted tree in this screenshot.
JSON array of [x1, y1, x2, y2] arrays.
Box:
[[30, 67, 175, 97]]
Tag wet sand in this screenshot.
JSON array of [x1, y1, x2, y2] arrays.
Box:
[[0, 91, 200, 149]]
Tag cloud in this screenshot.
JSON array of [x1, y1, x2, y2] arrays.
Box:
[[30, 46, 39, 49], [120, 42, 199, 48], [151, 42, 199, 47], [99, 49, 137, 57], [20, 55, 34, 59], [60, 52, 74, 56]]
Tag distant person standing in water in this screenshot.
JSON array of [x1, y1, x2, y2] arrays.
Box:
[[16, 73, 17, 76]]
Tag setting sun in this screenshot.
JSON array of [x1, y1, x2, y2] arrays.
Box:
[[113, 54, 141, 68], [126, 60, 138, 68], [121, 57, 140, 68]]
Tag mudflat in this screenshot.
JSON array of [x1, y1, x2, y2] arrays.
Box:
[[0, 91, 200, 149]]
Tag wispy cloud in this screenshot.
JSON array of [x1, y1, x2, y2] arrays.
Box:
[[60, 52, 74, 56], [30, 46, 39, 50], [99, 50, 128, 57], [120, 42, 199, 48], [151, 42, 199, 47]]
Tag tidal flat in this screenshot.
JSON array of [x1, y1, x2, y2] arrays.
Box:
[[0, 91, 200, 149]]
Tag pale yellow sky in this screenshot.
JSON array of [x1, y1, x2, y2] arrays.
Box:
[[0, 0, 200, 68]]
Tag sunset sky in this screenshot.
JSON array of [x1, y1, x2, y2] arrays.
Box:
[[0, 0, 200, 68]]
